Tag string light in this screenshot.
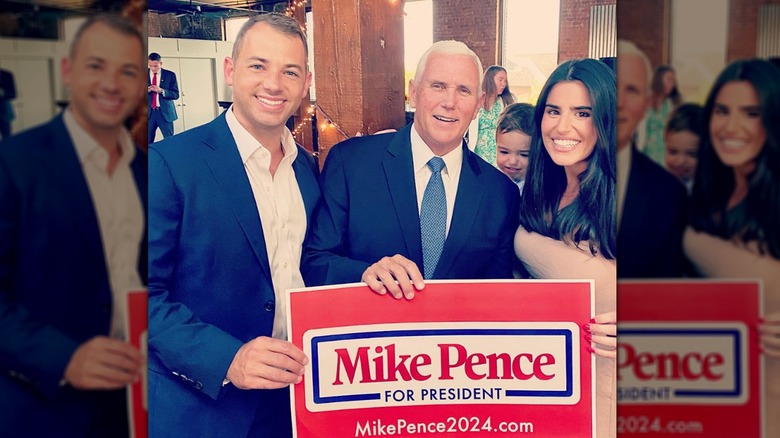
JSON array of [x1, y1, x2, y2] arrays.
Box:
[[292, 103, 350, 141]]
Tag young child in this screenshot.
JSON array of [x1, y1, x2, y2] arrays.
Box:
[[495, 103, 535, 194], [664, 103, 703, 193]]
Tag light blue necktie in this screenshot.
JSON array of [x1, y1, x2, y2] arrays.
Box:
[[420, 157, 446, 279]]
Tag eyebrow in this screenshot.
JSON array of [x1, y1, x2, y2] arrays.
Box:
[[85, 56, 141, 70], [246, 56, 304, 71], [545, 103, 593, 111], [714, 102, 761, 111]]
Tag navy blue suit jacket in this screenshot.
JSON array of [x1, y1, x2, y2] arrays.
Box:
[[618, 146, 688, 278], [148, 68, 179, 123], [148, 112, 321, 437], [303, 123, 520, 285], [0, 114, 147, 435]]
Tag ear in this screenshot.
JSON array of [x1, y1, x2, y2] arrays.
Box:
[[224, 57, 235, 86], [61, 57, 72, 87], [408, 79, 418, 109], [473, 91, 486, 120], [301, 71, 313, 99]]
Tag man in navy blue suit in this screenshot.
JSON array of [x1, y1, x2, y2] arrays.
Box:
[[148, 13, 321, 437], [616, 40, 687, 278], [0, 15, 147, 437], [303, 40, 520, 298], [147, 52, 179, 143]]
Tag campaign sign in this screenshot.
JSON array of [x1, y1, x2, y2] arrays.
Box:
[[287, 280, 595, 437], [125, 289, 148, 438], [617, 280, 763, 437]]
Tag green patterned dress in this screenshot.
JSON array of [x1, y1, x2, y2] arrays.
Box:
[[473, 99, 503, 167]]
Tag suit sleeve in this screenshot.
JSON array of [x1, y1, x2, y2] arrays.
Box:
[[0, 155, 79, 399], [656, 181, 688, 277], [161, 71, 179, 101], [147, 148, 242, 400], [484, 182, 520, 279], [302, 145, 371, 286]]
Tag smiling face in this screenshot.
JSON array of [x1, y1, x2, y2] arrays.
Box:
[[541, 80, 598, 173], [709, 81, 767, 174], [496, 129, 531, 182], [665, 130, 699, 182], [61, 22, 144, 138], [409, 53, 484, 155], [224, 22, 312, 144]]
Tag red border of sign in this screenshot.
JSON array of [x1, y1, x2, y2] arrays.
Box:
[[288, 280, 596, 437], [126, 289, 148, 438]]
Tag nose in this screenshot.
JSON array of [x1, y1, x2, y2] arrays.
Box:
[[723, 113, 740, 134], [440, 87, 457, 109], [556, 112, 572, 133], [100, 70, 120, 92], [263, 71, 283, 93]]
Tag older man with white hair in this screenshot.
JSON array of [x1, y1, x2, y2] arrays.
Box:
[[616, 40, 688, 278]]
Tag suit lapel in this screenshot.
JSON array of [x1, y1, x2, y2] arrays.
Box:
[[291, 149, 318, 223], [618, 148, 650, 250], [434, 145, 484, 277], [45, 115, 105, 267], [201, 114, 273, 286], [383, 126, 424, 267]]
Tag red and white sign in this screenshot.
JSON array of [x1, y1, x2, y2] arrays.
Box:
[[617, 280, 763, 436], [125, 289, 148, 438], [287, 280, 595, 437]]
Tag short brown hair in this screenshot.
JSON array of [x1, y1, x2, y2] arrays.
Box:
[[231, 12, 308, 69]]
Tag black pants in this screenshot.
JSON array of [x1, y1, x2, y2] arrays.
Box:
[[148, 108, 174, 144]]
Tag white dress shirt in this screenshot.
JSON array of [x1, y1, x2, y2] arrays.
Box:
[[410, 123, 463, 236], [225, 106, 306, 341], [64, 108, 144, 340]]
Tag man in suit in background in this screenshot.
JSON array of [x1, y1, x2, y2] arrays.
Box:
[[616, 39, 688, 278], [0, 15, 146, 436], [147, 52, 179, 143], [0, 68, 16, 139], [148, 13, 320, 437], [303, 40, 520, 298]]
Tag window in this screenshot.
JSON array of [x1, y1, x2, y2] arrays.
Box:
[[501, 0, 560, 104], [670, 0, 729, 104], [403, 0, 433, 105]]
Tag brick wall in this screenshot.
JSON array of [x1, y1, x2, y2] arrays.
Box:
[[617, 0, 666, 67], [559, 0, 617, 62], [433, 0, 500, 69], [727, 0, 780, 62], [148, 11, 222, 40]]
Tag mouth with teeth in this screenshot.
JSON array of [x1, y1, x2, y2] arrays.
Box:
[[256, 95, 286, 109], [717, 138, 750, 152], [94, 95, 123, 112], [433, 115, 458, 123], [551, 138, 581, 150]]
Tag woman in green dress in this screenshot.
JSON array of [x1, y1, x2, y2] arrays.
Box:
[[472, 65, 516, 166]]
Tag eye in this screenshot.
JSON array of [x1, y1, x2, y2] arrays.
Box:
[[457, 86, 472, 96], [87, 63, 101, 70], [712, 105, 728, 116], [545, 108, 559, 116], [520, 151, 530, 157], [576, 111, 592, 118], [745, 108, 761, 118], [430, 82, 445, 91], [284, 70, 300, 78], [250, 64, 265, 71], [123, 69, 139, 78]]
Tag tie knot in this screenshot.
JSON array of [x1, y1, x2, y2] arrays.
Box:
[[427, 157, 445, 173]]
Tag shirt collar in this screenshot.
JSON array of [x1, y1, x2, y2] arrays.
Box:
[[225, 105, 298, 164], [63, 107, 136, 165], [410, 122, 463, 179]]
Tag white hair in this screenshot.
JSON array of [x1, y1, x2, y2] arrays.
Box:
[[413, 40, 483, 91], [617, 39, 653, 92]]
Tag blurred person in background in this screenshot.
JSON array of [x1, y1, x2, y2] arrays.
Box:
[[664, 103, 704, 194], [643, 65, 682, 166], [495, 102, 535, 194], [513, 58, 617, 438], [0, 14, 146, 436], [470, 65, 515, 166], [684, 58, 780, 437]]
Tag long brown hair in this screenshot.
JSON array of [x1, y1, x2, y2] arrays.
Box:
[[482, 65, 515, 110]]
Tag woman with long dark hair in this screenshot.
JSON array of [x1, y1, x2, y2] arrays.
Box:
[[643, 65, 683, 166], [684, 59, 780, 436], [514, 58, 616, 437], [470, 65, 515, 166]]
